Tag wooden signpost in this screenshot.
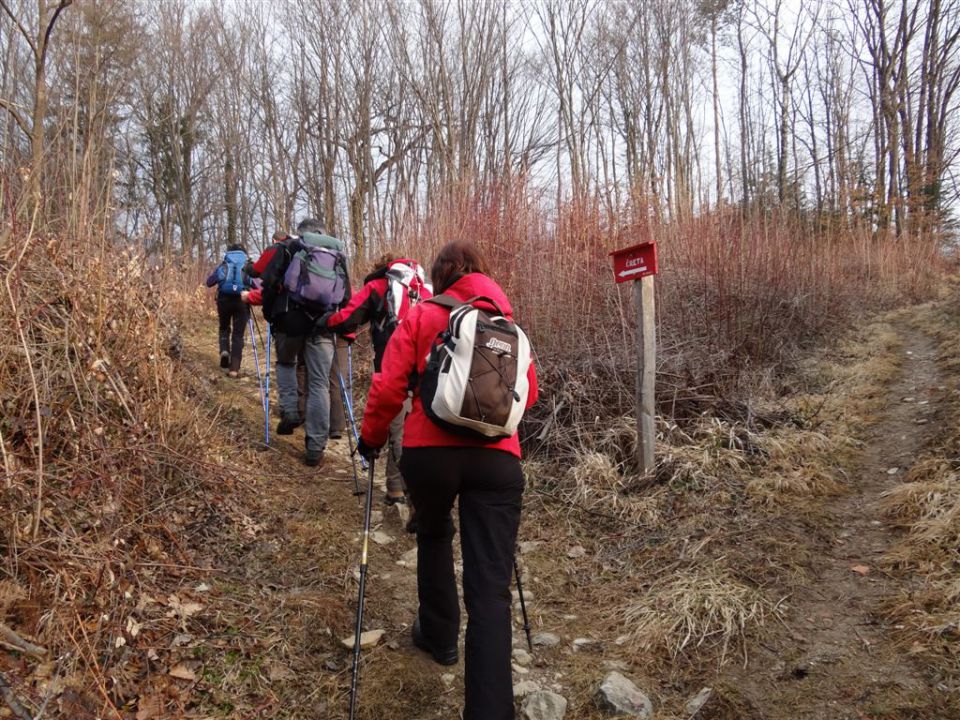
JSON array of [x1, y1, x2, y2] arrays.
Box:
[[610, 242, 658, 476]]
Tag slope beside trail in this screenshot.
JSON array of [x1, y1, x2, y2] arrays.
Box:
[[720, 324, 953, 719]]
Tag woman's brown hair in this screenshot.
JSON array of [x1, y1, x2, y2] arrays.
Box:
[[372, 253, 396, 274], [430, 241, 489, 294]]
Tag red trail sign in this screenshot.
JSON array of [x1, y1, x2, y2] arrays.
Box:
[[610, 242, 658, 283]]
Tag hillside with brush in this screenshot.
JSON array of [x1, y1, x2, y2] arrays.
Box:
[[3, 1, 960, 719]]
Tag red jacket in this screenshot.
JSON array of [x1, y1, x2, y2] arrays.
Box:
[[243, 244, 281, 306], [360, 273, 538, 458], [327, 259, 432, 371]]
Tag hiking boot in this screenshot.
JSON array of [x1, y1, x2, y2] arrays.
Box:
[[219, 351, 230, 369], [411, 617, 458, 666], [276, 414, 303, 435], [303, 450, 324, 468], [384, 494, 407, 507], [329, 430, 343, 440]]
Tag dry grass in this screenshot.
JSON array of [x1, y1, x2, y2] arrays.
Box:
[[612, 566, 776, 666], [515, 296, 922, 686]]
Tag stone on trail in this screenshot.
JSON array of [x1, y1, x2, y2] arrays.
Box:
[[396, 547, 418, 568], [518, 540, 541, 554], [566, 545, 587, 559], [340, 629, 384, 650], [513, 647, 533, 665], [572, 637, 601, 651], [371, 530, 394, 545], [512, 588, 534, 603], [596, 671, 653, 718], [514, 680, 542, 697], [684, 687, 714, 717], [523, 690, 568, 720], [532, 632, 561, 647]]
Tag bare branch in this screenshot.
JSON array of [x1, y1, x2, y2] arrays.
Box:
[[0, 98, 32, 139], [0, 671, 32, 720], [38, 0, 73, 70], [0, 0, 38, 58]]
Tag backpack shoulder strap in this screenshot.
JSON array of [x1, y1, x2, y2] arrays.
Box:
[[425, 294, 462, 310]]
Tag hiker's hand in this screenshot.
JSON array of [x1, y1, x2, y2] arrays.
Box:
[[240, 290, 250, 303], [356, 436, 382, 461], [317, 310, 334, 328]]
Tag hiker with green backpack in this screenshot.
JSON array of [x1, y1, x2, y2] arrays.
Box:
[[251, 218, 352, 467], [205, 243, 251, 378]]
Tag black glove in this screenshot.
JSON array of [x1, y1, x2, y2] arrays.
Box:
[[355, 436, 382, 461]]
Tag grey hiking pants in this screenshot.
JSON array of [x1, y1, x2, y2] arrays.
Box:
[[275, 329, 334, 454], [328, 338, 348, 436]]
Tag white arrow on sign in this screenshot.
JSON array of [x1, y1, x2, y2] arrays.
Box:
[[618, 267, 648, 278]]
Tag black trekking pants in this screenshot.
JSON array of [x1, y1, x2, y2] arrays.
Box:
[[217, 294, 249, 372], [400, 446, 524, 720]]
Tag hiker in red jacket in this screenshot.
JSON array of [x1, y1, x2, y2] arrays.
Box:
[[355, 241, 538, 720], [326, 255, 432, 506]]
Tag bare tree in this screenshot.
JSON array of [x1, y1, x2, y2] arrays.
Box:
[[0, 0, 73, 215]]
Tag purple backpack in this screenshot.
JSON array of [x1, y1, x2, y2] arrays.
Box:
[[282, 232, 347, 312]]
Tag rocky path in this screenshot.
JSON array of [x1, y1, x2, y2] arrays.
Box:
[[181, 330, 594, 720], [725, 325, 951, 719]]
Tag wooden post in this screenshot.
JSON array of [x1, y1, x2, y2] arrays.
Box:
[[634, 275, 656, 475]]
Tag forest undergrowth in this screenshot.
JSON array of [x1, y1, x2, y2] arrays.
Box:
[[0, 221, 259, 717], [0, 197, 952, 717]]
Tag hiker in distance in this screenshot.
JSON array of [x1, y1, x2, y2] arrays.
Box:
[[244, 229, 347, 440], [326, 255, 432, 507], [241, 218, 351, 467], [356, 240, 538, 720], [205, 243, 251, 378]]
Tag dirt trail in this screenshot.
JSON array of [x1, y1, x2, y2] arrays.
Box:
[[728, 325, 947, 719], [181, 329, 472, 719]]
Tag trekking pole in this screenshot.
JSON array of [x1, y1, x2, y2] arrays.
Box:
[[337, 366, 367, 472], [264, 324, 271, 446], [348, 456, 377, 720], [248, 317, 266, 414], [347, 344, 354, 408], [514, 556, 533, 652], [251, 312, 266, 349], [336, 368, 364, 498]]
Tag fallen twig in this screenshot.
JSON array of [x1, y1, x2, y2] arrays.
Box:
[[0, 622, 47, 659], [0, 670, 33, 720]]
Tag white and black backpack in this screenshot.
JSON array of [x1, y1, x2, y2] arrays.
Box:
[[382, 260, 429, 329], [419, 295, 532, 439]]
